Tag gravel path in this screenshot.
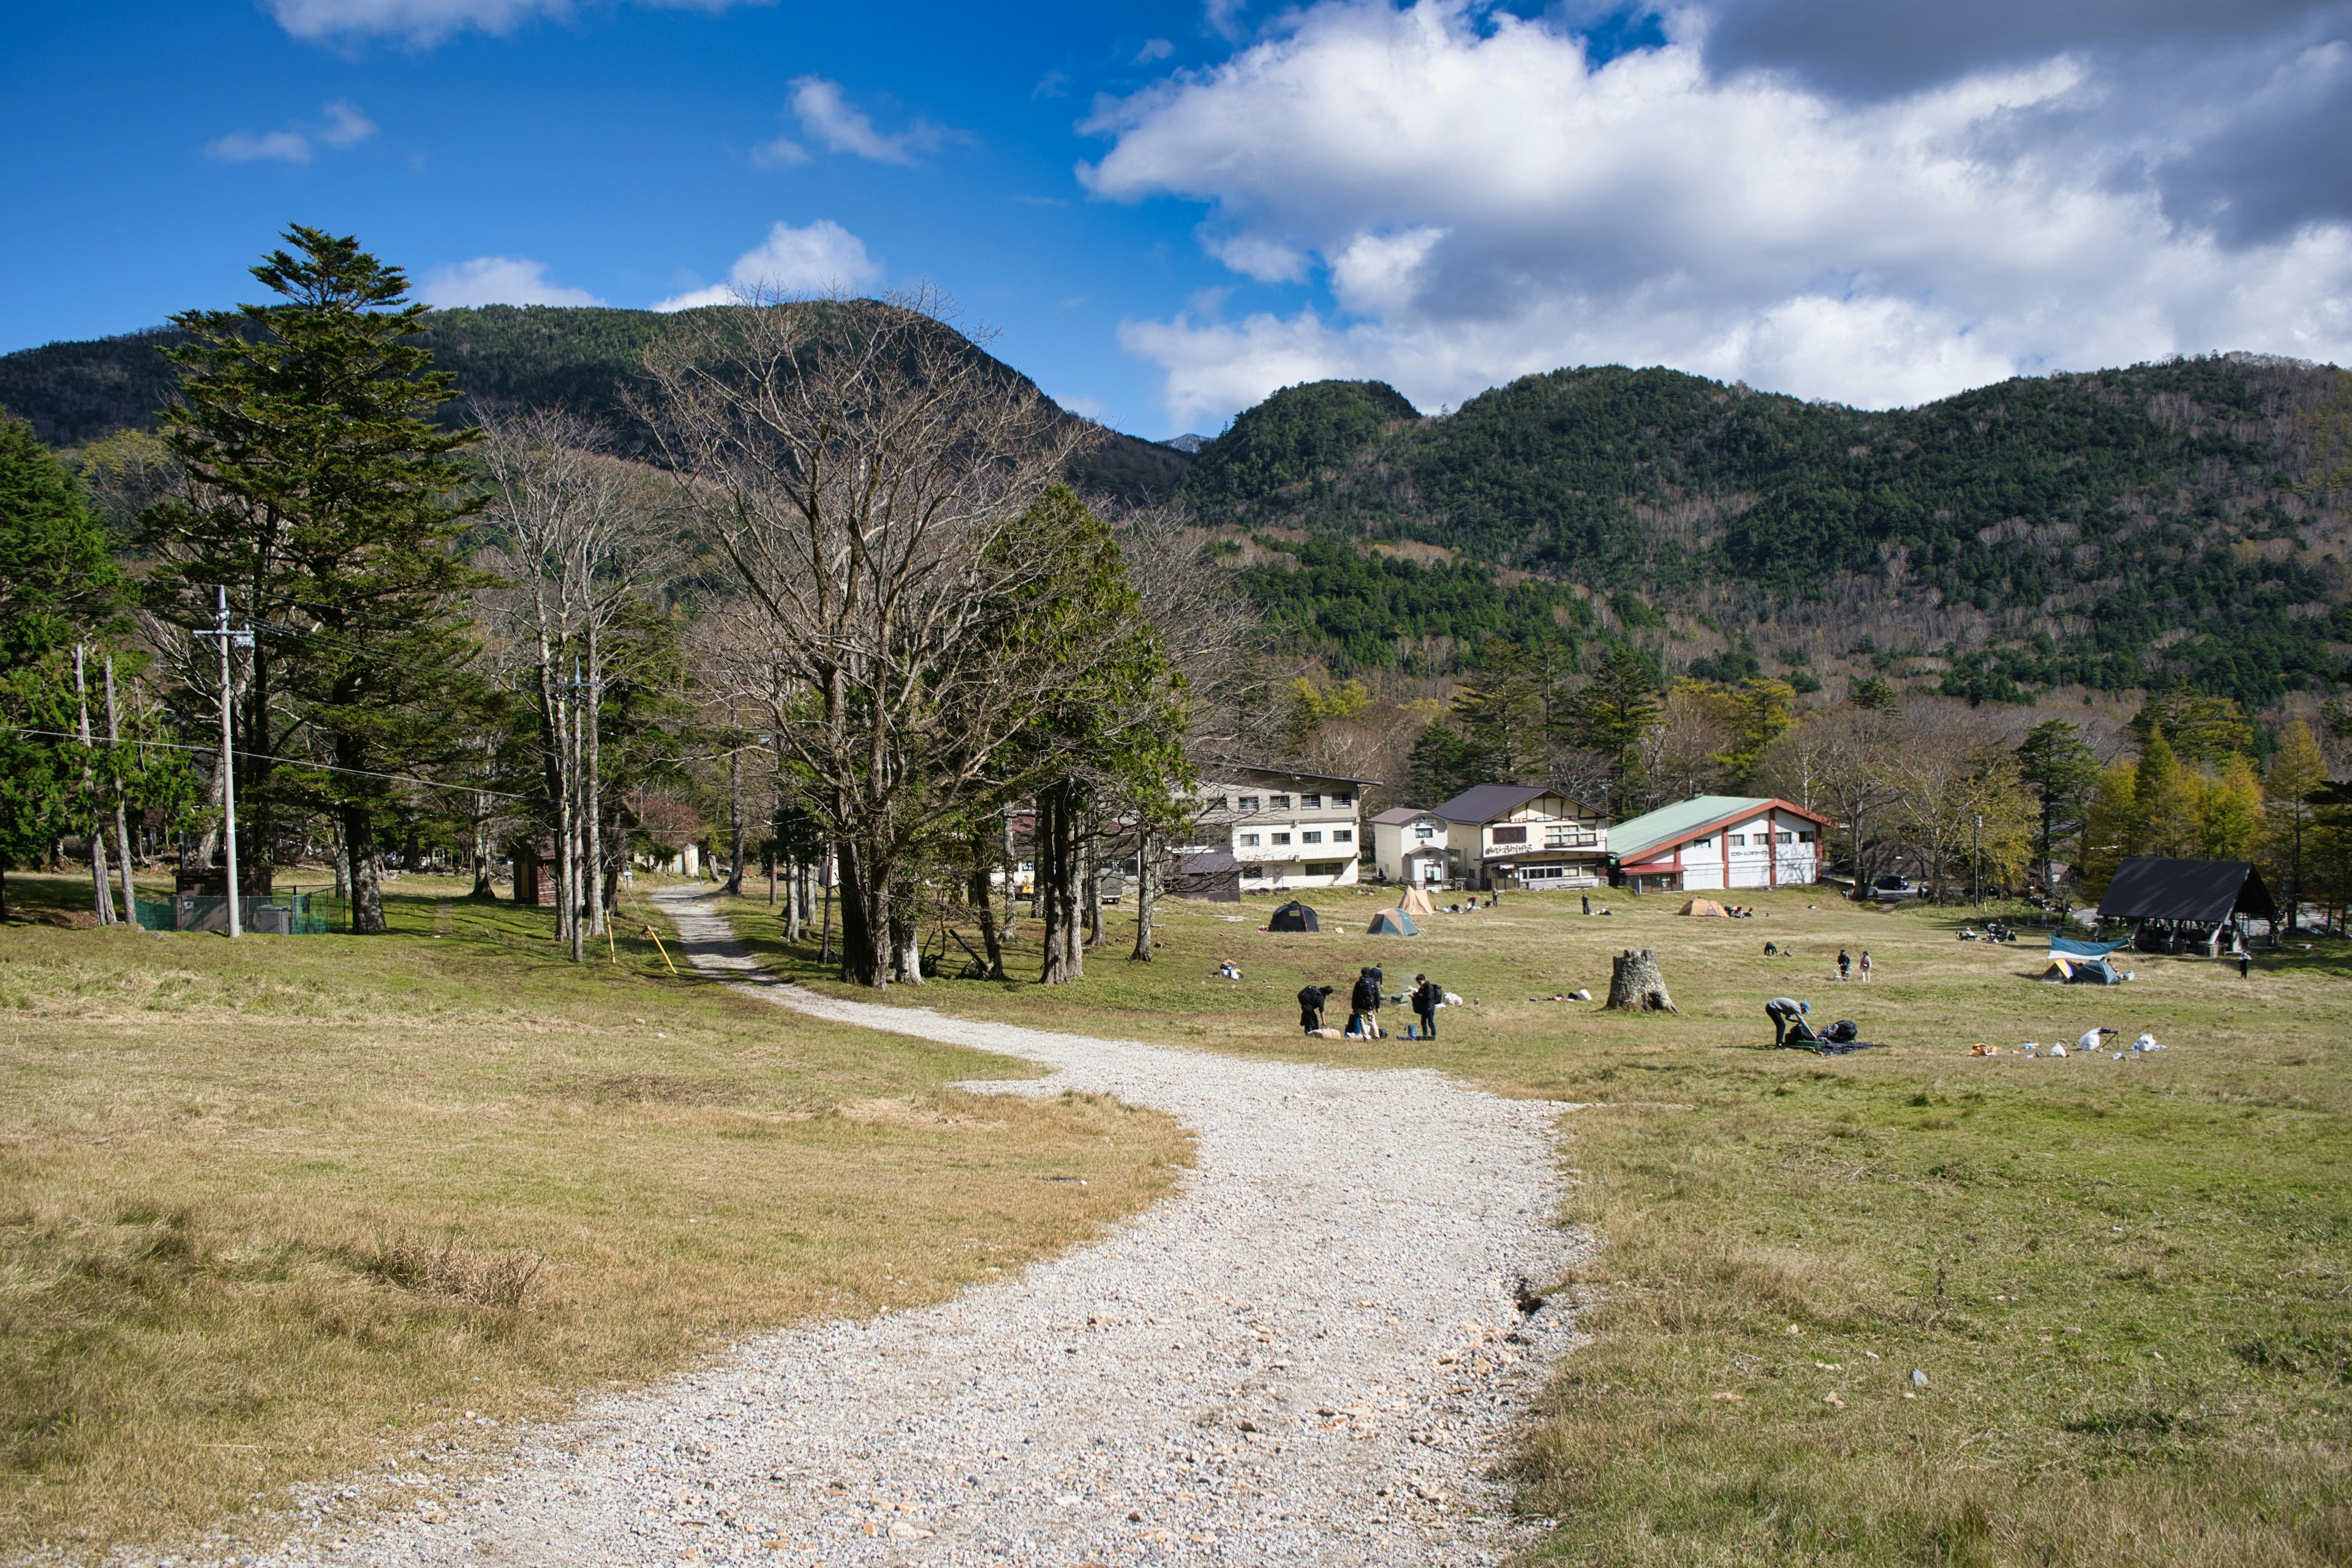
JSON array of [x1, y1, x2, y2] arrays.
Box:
[[263, 891, 1582, 1568]]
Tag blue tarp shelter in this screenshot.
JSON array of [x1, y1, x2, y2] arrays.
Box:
[[2050, 935, 2131, 960]]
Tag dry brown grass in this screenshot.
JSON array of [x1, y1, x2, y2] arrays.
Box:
[[0, 872, 1188, 1561]]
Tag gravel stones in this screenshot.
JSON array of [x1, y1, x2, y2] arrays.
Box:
[[258, 891, 1582, 1567]]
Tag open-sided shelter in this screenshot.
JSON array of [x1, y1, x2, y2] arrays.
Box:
[[1166, 849, 1242, 903], [2097, 858, 2275, 955], [1268, 900, 1321, 932], [1366, 908, 1419, 936]]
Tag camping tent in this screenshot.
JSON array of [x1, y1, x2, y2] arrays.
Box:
[[1367, 909, 1419, 936], [1678, 897, 1729, 917], [1396, 886, 1435, 916], [2040, 955, 2125, 985], [1268, 900, 1321, 933]]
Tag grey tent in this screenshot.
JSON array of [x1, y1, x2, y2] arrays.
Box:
[[1167, 850, 1242, 903], [1367, 908, 1419, 936], [1268, 900, 1321, 932]]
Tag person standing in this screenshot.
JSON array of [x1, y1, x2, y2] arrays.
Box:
[[1581, 892, 1591, 915], [1410, 974, 1444, 1039], [2239, 950, 2251, 979], [1348, 968, 1381, 1038], [1837, 948, 1852, 982], [1859, 950, 1872, 981]]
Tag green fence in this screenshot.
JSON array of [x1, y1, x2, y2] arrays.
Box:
[[134, 892, 343, 934]]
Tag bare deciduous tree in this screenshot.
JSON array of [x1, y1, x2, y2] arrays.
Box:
[[645, 290, 1111, 987]]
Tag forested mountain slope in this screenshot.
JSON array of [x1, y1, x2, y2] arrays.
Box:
[[0, 303, 1189, 503], [1183, 358, 2352, 709]]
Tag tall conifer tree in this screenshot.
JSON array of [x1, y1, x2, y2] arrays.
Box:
[[142, 227, 494, 932]]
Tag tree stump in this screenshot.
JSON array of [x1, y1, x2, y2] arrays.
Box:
[[1605, 948, 1679, 1014]]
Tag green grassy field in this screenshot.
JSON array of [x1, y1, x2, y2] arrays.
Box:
[[0, 870, 1187, 1559], [724, 878, 2352, 1567]]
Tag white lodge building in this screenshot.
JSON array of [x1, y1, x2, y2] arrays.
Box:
[[1433, 783, 1610, 889], [1182, 764, 1371, 893]]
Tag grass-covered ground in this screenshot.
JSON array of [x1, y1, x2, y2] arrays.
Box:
[[0, 870, 1186, 1560], [724, 879, 2352, 1567]]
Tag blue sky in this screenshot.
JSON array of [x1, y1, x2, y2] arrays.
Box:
[[5, 1, 2350, 437]]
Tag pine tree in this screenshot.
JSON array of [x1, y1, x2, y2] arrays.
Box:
[[2264, 720, 2329, 932], [141, 227, 496, 933], [2134, 725, 2199, 859], [2196, 754, 2264, 861], [0, 415, 124, 921], [2015, 718, 2098, 892], [1561, 643, 1660, 810], [2078, 755, 2139, 897]]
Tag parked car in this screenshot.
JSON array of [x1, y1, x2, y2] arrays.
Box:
[[1870, 875, 1919, 899]]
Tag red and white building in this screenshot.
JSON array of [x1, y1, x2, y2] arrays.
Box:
[[1608, 794, 1835, 891]]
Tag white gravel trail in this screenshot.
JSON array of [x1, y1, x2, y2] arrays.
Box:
[[267, 891, 1581, 1568]]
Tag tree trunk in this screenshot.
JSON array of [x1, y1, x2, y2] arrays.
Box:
[[106, 658, 137, 924], [818, 848, 835, 963], [343, 804, 387, 933], [1001, 814, 1020, 942], [1131, 832, 1156, 962], [723, 747, 745, 896], [1605, 948, 1679, 1013], [837, 839, 888, 987], [968, 854, 1005, 979]]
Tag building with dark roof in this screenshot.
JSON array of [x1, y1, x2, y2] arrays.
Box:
[[2097, 858, 2275, 955], [1431, 783, 1608, 890]]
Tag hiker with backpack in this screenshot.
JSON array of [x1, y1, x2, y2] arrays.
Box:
[[1297, 982, 1335, 1035], [1411, 974, 1444, 1039]]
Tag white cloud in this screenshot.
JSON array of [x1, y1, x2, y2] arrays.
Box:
[[1082, 0, 2352, 428], [750, 135, 810, 168], [1137, 37, 1175, 62], [205, 100, 379, 165], [206, 129, 315, 164], [418, 256, 605, 308], [652, 219, 883, 311], [786, 76, 955, 166], [265, 0, 767, 45]]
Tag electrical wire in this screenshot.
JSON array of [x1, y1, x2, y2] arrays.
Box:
[[0, 726, 533, 800]]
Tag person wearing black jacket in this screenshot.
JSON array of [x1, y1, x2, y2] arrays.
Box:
[[1411, 974, 1444, 1039], [1298, 983, 1334, 1033], [1348, 968, 1382, 1038]]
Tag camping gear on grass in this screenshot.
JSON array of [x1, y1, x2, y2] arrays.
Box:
[[1268, 900, 1321, 933], [1367, 908, 1419, 936], [1678, 897, 1728, 917]]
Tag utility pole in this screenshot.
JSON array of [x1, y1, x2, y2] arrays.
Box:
[[1972, 812, 1983, 909], [194, 588, 254, 938]]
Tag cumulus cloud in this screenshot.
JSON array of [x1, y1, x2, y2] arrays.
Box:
[[652, 219, 883, 311], [1082, 0, 2352, 428], [265, 0, 767, 45], [786, 77, 956, 166], [205, 100, 378, 164], [417, 256, 605, 308]]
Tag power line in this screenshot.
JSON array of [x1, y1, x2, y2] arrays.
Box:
[[0, 726, 532, 801]]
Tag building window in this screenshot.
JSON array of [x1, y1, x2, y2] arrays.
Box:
[[1491, 825, 1528, 845], [1776, 831, 1794, 843], [1237, 795, 1259, 811], [1302, 831, 1322, 844], [1799, 831, 1816, 843], [1301, 793, 1322, 807], [1689, 838, 1711, 850], [1333, 791, 1354, 805], [1305, 859, 1345, 876], [1272, 832, 1292, 846], [1210, 796, 1229, 812], [1332, 829, 1352, 843], [1238, 832, 1260, 847], [1270, 793, 1292, 809], [1727, 834, 1746, 846], [1414, 825, 1436, 841]]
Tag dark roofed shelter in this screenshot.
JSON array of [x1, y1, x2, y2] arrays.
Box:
[[1167, 850, 1242, 903], [2097, 858, 2275, 956]]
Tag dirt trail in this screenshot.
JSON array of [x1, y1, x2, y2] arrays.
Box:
[[268, 891, 1580, 1567]]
